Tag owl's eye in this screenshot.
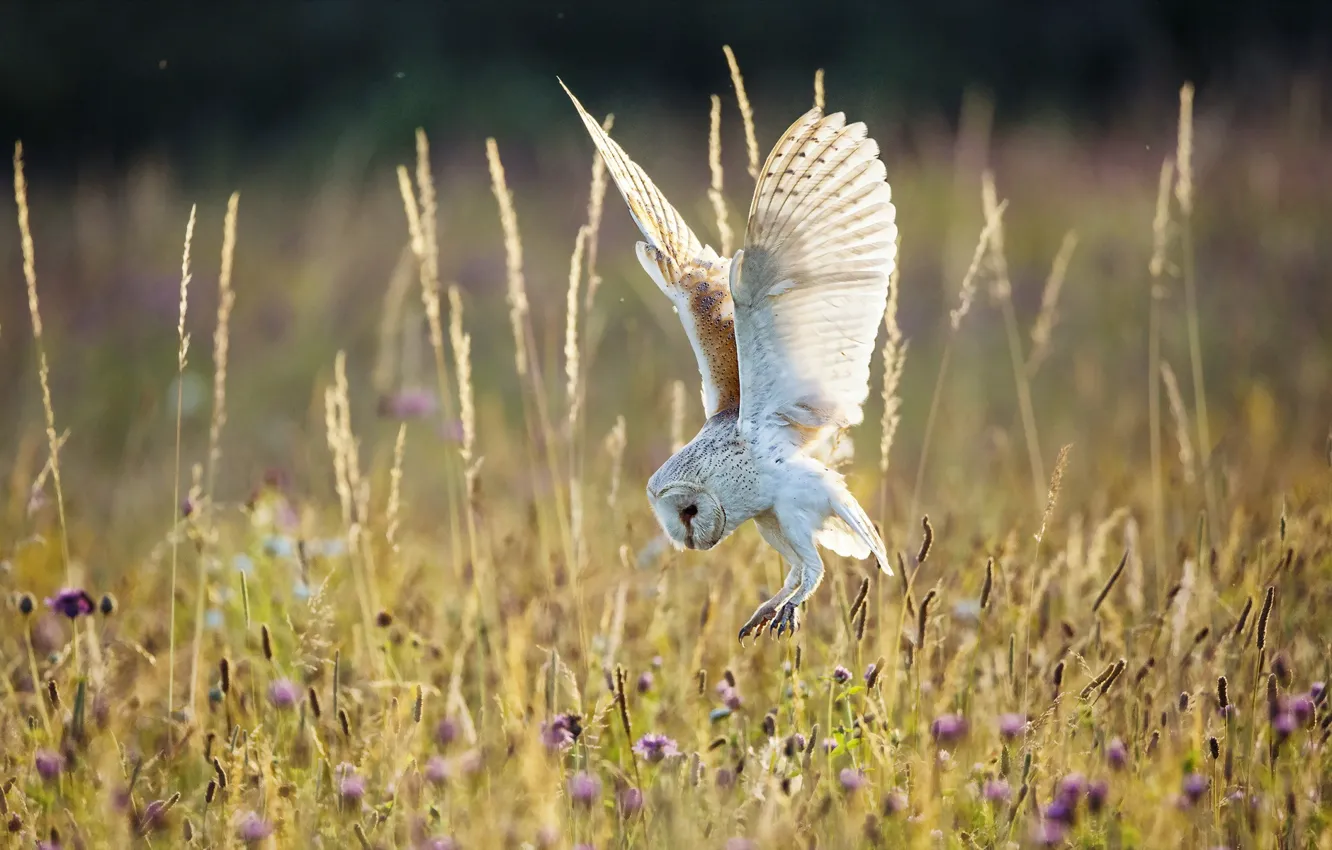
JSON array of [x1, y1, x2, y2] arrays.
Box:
[[681, 504, 698, 520]]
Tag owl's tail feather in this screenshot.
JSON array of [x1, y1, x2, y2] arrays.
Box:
[[829, 483, 892, 576]]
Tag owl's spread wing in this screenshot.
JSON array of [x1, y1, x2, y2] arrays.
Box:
[[561, 80, 741, 417], [730, 108, 897, 448]]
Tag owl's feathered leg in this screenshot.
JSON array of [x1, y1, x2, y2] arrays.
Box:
[[737, 562, 802, 643], [738, 516, 825, 642]]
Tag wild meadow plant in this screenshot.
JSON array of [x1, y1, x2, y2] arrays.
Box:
[[2, 55, 1330, 849]]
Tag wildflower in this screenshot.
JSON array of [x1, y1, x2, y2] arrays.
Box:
[[1057, 773, 1087, 802], [45, 588, 95, 619], [832, 665, 852, 684], [718, 685, 743, 710], [863, 662, 879, 686], [715, 768, 736, 790], [1273, 711, 1297, 740], [34, 749, 64, 781], [882, 791, 908, 816], [636, 671, 654, 694], [17, 593, 35, 615], [784, 733, 807, 758], [617, 786, 644, 815], [1031, 820, 1067, 846], [1311, 682, 1326, 704], [568, 771, 602, 807], [1181, 773, 1208, 805], [267, 679, 299, 710], [1045, 798, 1076, 825], [1289, 695, 1315, 725], [983, 779, 1011, 804], [1106, 737, 1128, 770], [99, 593, 116, 615], [839, 768, 867, 793], [425, 756, 450, 786], [236, 812, 273, 844], [378, 389, 438, 420], [929, 713, 968, 746], [998, 713, 1027, 739], [1087, 779, 1110, 813], [434, 717, 458, 747], [632, 733, 680, 763], [336, 764, 365, 805], [541, 714, 578, 752]]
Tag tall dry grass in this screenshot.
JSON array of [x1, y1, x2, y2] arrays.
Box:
[[1, 62, 1329, 850]]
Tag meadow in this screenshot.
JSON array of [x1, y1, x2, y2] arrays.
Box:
[[1, 60, 1331, 849]]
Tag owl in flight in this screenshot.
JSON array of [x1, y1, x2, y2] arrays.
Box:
[[562, 81, 897, 641]]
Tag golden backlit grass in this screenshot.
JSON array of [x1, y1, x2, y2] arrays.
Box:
[[1, 66, 1330, 850]]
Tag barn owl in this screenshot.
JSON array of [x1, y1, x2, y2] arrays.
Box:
[[561, 81, 896, 641]]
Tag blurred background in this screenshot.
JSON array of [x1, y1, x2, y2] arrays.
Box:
[[2, 1, 1330, 557]]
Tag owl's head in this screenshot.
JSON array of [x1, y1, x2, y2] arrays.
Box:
[[648, 481, 727, 551]]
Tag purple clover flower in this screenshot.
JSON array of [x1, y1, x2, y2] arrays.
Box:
[[541, 713, 580, 752], [568, 771, 602, 807], [425, 755, 449, 786], [34, 749, 64, 781], [718, 684, 743, 710], [832, 665, 852, 684], [1181, 773, 1208, 805], [636, 671, 654, 694], [378, 389, 438, 420], [1057, 773, 1087, 801], [1045, 798, 1076, 825], [983, 779, 1011, 804], [236, 812, 274, 844], [839, 768, 867, 793], [1032, 820, 1067, 846], [882, 790, 908, 816], [617, 786, 644, 815], [929, 713, 968, 745], [998, 713, 1027, 739], [336, 764, 366, 805], [267, 678, 299, 710], [1106, 737, 1128, 770], [1289, 695, 1315, 725], [45, 588, 95, 619], [1087, 779, 1110, 814], [632, 733, 680, 763], [1273, 711, 1297, 740], [434, 717, 458, 747]]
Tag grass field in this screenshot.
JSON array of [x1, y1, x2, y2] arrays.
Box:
[[1, 67, 1331, 849]]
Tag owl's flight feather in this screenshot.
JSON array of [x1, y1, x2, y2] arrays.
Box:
[[559, 79, 740, 417], [731, 109, 898, 447]]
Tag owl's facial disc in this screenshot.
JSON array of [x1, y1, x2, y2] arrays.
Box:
[[650, 482, 726, 551]]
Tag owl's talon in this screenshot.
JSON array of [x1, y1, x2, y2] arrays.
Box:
[[738, 602, 780, 644], [772, 601, 801, 638]]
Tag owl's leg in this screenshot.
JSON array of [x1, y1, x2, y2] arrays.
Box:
[[738, 517, 822, 642], [769, 533, 825, 638], [737, 563, 802, 643]]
